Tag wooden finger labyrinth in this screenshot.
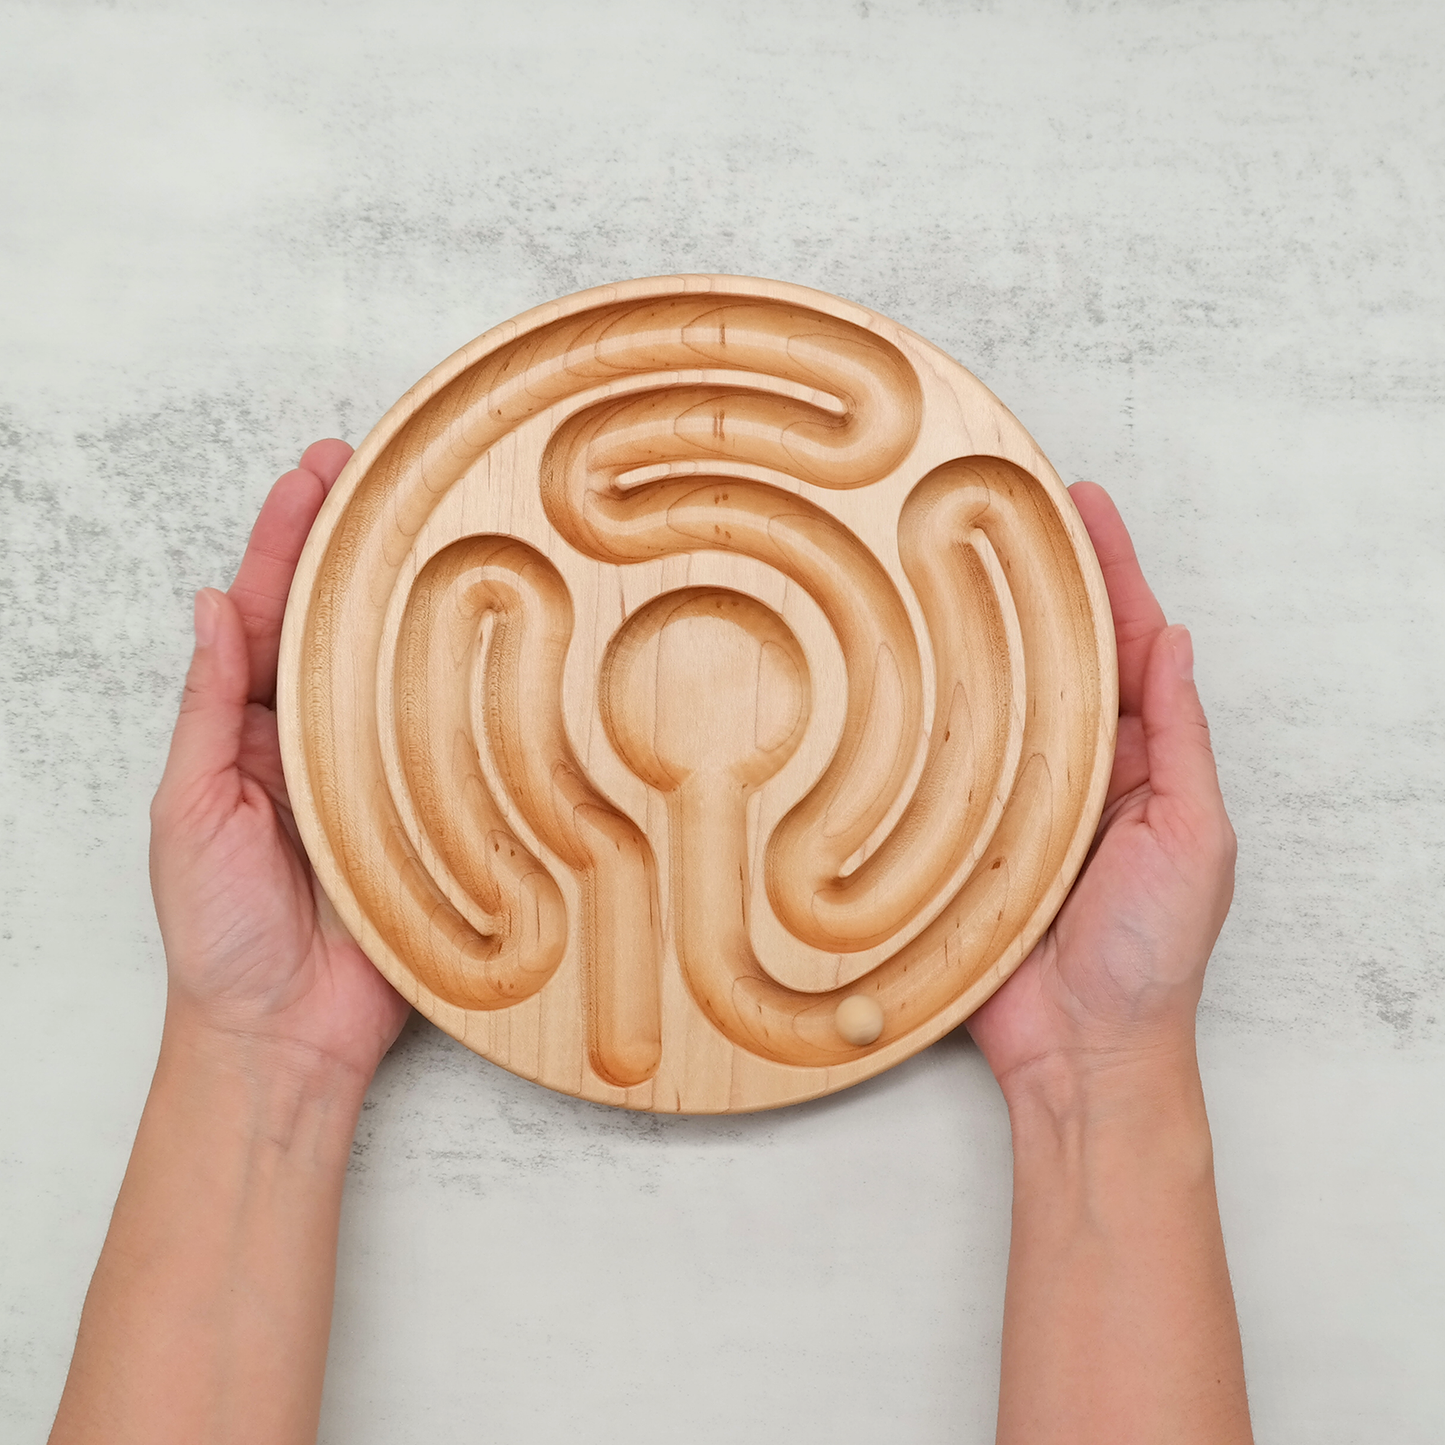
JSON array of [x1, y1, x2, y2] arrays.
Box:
[[278, 275, 1117, 1113]]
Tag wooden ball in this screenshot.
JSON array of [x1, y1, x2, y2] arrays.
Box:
[[835, 995, 886, 1047]]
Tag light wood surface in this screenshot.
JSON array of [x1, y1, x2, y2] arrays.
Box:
[[277, 275, 1117, 1113]]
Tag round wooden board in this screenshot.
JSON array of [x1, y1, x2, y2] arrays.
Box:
[[277, 275, 1117, 1113]]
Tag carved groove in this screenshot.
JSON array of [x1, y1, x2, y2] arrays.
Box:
[[395, 539, 662, 1086], [278, 276, 1117, 1113]]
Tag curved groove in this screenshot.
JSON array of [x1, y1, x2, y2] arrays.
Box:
[[397, 538, 663, 1087], [718, 456, 1101, 1066], [391, 550, 566, 1011]]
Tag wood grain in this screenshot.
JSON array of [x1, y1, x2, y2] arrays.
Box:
[[277, 274, 1117, 1113]]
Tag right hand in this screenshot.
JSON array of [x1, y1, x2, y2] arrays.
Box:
[[148, 440, 410, 1084]]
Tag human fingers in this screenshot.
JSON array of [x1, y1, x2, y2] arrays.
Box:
[[1069, 481, 1167, 717], [298, 437, 353, 491], [1140, 624, 1234, 855], [1102, 714, 1149, 811], [153, 589, 251, 823], [228, 442, 352, 702]]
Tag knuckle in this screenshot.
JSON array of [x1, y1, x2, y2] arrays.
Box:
[[151, 780, 217, 846], [150, 780, 189, 832], [177, 679, 210, 718], [1186, 715, 1217, 757], [1201, 812, 1238, 873], [1170, 800, 1235, 876]]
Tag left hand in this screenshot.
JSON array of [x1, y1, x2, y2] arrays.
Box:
[[966, 482, 1237, 1101]]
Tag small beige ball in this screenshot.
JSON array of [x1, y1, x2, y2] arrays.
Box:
[[834, 994, 885, 1047]]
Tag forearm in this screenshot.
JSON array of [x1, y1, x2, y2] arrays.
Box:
[[996, 1045, 1252, 1445], [50, 1008, 368, 1445]]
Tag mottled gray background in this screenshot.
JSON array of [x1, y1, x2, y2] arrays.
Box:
[[3, 1, 1442, 1440]]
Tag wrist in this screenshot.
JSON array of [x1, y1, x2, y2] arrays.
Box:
[[1000, 1035, 1214, 1180], [160, 979, 387, 1090], [155, 1001, 372, 1153], [999, 1029, 1199, 1117]]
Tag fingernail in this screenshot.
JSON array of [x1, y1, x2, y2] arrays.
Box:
[[1172, 625, 1194, 682], [193, 589, 218, 648]]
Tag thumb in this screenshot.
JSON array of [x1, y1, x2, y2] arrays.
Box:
[[156, 589, 251, 808], [1140, 624, 1227, 814]]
